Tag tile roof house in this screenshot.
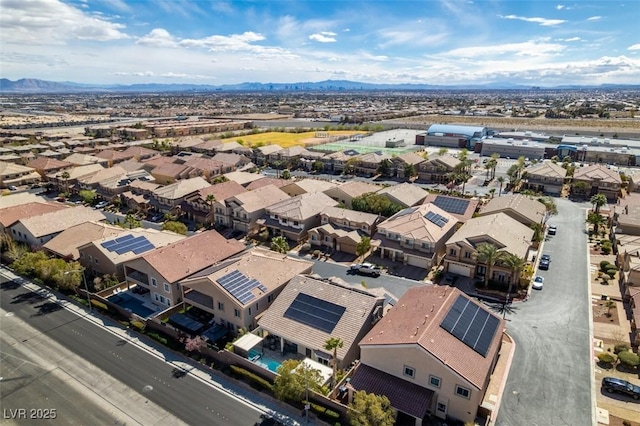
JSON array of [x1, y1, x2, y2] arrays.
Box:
[[26, 157, 73, 177], [356, 286, 505, 424], [374, 203, 459, 269], [63, 153, 109, 167], [43, 221, 124, 261], [443, 213, 534, 281], [0, 161, 40, 188], [94, 149, 132, 165], [262, 192, 338, 243], [522, 161, 567, 195], [613, 204, 640, 236], [421, 194, 479, 223], [324, 181, 381, 209], [180, 247, 314, 335], [308, 207, 382, 255], [48, 164, 107, 194], [325, 150, 362, 174], [254, 144, 283, 166], [376, 183, 427, 207], [150, 162, 201, 185], [182, 180, 247, 226], [9, 206, 106, 248], [572, 164, 622, 200], [76, 165, 127, 193], [120, 146, 160, 161], [391, 152, 426, 178], [417, 155, 460, 183], [245, 177, 290, 191], [211, 152, 251, 170], [182, 157, 227, 179], [354, 151, 392, 177], [226, 184, 290, 234], [78, 228, 186, 280], [0, 201, 67, 234], [223, 171, 266, 187], [258, 275, 385, 369], [281, 179, 338, 197], [478, 194, 545, 227], [98, 169, 156, 197], [150, 176, 210, 213], [122, 230, 246, 307]]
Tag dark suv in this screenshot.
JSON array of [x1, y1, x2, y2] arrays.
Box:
[[602, 377, 640, 400]]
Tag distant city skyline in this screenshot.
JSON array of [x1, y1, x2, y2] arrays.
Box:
[[2, 0, 639, 87]]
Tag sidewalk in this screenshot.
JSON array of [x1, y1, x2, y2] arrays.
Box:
[[0, 267, 313, 426]]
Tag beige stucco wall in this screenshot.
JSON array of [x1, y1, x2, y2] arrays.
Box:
[[360, 344, 481, 423], [78, 244, 121, 279], [123, 257, 180, 307]]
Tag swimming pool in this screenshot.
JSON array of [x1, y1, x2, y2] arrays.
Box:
[[110, 293, 155, 318], [248, 349, 281, 373]]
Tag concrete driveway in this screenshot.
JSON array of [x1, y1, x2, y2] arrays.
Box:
[[495, 198, 594, 426]]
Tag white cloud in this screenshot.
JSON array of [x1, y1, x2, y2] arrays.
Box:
[[309, 32, 337, 43], [587, 16, 602, 21], [444, 40, 566, 58], [499, 15, 566, 26], [137, 28, 179, 48], [114, 71, 154, 76], [560, 37, 581, 42], [556, 4, 565, 10], [629, 44, 640, 51], [359, 52, 389, 62], [180, 31, 265, 50], [0, 0, 129, 44]]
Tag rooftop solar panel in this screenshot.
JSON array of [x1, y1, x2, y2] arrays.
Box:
[[424, 211, 449, 228], [101, 240, 118, 249], [432, 196, 470, 215], [217, 270, 266, 305], [440, 295, 500, 357], [115, 234, 135, 244], [106, 235, 155, 255], [283, 293, 346, 334]]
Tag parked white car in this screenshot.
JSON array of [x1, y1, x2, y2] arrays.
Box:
[[532, 276, 544, 290], [349, 263, 381, 277]]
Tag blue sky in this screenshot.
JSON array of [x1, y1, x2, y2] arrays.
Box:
[[2, 0, 639, 86]]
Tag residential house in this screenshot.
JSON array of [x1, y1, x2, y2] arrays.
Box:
[[0, 161, 40, 188], [0, 202, 67, 235], [613, 204, 640, 236], [182, 180, 247, 226], [262, 192, 338, 243], [267, 146, 309, 169], [98, 169, 156, 198], [324, 181, 381, 209], [63, 153, 109, 167], [78, 228, 185, 280], [281, 179, 338, 197], [417, 155, 460, 183], [223, 171, 266, 188], [26, 157, 73, 178], [212, 152, 252, 171], [122, 230, 245, 307], [354, 151, 391, 177], [9, 206, 105, 248], [376, 183, 427, 208], [628, 170, 640, 193], [391, 152, 426, 179], [572, 164, 622, 200], [151, 176, 210, 215], [180, 247, 314, 335], [226, 185, 290, 234], [192, 139, 223, 155], [355, 286, 505, 424], [325, 150, 362, 174], [182, 157, 227, 179], [150, 162, 200, 184], [478, 194, 546, 227], [443, 213, 534, 282], [522, 162, 567, 195], [245, 177, 290, 191], [258, 275, 385, 369], [254, 145, 283, 166], [120, 146, 159, 162], [77, 166, 129, 195], [215, 141, 243, 153], [94, 149, 131, 165], [43, 221, 123, 261], [48, 164, 106, 194], [374, 204, 459, 269], [308, 207, 381, 255], [421, 194, 479, 223]]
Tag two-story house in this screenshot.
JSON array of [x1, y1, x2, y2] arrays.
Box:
[[308, 206, 381, 255], [522, 161, 567, 195], [354, 152, 391, 177], [179, 247, 314, 335], [477, 194, 546, 228], [150, 176, 210, 215], [374, 204, 459, 269], [417, 155, 460, 183], [354, 286, 506, 425], [262, 192, 338, 243], [376, 182, 427, 208], [572, 164, 622, 201], [226, 184, 290, 234], [324, 181, 381, 209], [182, 180, 247, 226]]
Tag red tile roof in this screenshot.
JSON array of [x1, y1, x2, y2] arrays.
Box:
[[141, 230, 245, 283], [359, 286, 504, 389], [0, 202, 68, 228]]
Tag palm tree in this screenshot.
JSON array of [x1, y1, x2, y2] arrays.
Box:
[[530, 222, 544, 243], [497, 176, 505, 196], [60, 171, 70, 196], [502, 253, 527, 296], [537, 196, 558, 223], [490, 153, 500, 179], [205, 194, 216, 228], [324, 337, 344, 390], [475, 243, 506, 288], [438, 147, 449, 156], [489, 188, 496, 199], [590, 193, 607, 215], [587, 211, 606, 235]]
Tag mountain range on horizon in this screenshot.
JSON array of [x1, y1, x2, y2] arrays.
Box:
[[1, 78, 639, 94]]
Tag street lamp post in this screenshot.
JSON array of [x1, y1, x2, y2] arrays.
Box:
[[66, 269, 92, 312]]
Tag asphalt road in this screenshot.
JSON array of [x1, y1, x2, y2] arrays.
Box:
[[0, 274, 268, 426], [495, 198, 594, 426]]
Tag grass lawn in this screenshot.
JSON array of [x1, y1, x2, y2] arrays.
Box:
[[220, 130, 366, 148]]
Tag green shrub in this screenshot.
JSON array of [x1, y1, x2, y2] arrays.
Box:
[[597, 352, 617, 366], [91, 299, 109, 311], [617, 351, 640, 369], [600, 260, 611, 271], [614, 344, 630, 354], [147, 332, 168, 346], [230, 365, 273, 391], [308, 402, 340, 421]]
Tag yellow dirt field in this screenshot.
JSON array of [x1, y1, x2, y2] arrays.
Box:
[[220, 130, 367, 148]]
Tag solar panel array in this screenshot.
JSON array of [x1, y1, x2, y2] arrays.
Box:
[[101, 235, 155, 255], [217, 270, 268, 305], [440, 295, 500, 357], [433, 196, 470, 215], [284, 293, 346, 334], [424, 210, 450, 228]]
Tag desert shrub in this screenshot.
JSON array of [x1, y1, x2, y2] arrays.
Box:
[[597, 352, 617, 367], [617, 351, 640, 369], [599, 260, 611, 271], [614, 343, 630, 354]]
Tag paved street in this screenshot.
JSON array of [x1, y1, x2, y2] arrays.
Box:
[[0, 271, 301, 426], [495, 198, 594, 426]]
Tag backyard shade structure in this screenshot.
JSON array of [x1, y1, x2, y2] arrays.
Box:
[[234, 333, 264, 355], [169, 313, 204, 333], [202, 324, 228, 343]]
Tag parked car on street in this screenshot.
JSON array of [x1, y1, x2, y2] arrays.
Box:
[[532, 276, 544, 290], [539, 254, 551, 270], [349, 263, 381, 277], [601, 377, 640, 400], [94, 201, 109, 209], [548, 225, 557, 235]]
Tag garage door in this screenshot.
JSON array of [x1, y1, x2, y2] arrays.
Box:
[[447, 262, 473, 277], [406, 255, 430, 269]]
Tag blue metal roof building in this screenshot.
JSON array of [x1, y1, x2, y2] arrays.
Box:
[[426, 124, 489, 149]]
